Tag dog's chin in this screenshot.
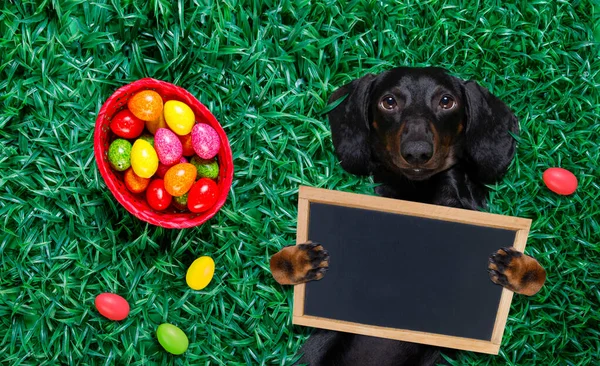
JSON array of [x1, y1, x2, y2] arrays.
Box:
[[400, 168, 435, 181]]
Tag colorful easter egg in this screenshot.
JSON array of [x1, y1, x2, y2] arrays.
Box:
[[156, 323, 189, 355], [156, 157, 188, 179], [146, 113, 167, 135], [164, 163, 197, 197], [179, 133, 195, 156], [95, 293, 130, 321], [543, 168, 578, 195], [138, 133, 155, 147], [186, 256, 215, 290], [124, 168, 150, 194], [191, 123, 220, 159], [187, 178, 218, 213], [190, 156, 219, 180], [127, 90, 163, 121], [131, 139, 159, 178], [110, 109, 145, 139], [108, 139, 132, 172], [146, 179, 172, 211], [172, 192, 189, 211], [164, 100, 195, 135], [155, 128, 183, 165]]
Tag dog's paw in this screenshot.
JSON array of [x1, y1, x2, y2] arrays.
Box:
[[488, 247, 546, 296], [270, 242, 330, 285]]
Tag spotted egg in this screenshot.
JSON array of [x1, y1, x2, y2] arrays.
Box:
[[155, 128, 183, 165]]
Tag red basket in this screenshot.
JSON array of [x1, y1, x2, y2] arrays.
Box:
[[94, 78, 234, 229]]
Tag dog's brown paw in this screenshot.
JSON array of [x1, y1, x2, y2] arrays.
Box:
[[488, 247, 546, 296], [270, 242, 329, 285]]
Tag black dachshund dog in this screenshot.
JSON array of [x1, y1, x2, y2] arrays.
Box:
[[271, 67, 546, 366]]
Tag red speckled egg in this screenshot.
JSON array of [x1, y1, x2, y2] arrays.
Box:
[[95, 293, 130, 321], [187, 178, 218, 213], [542, 167, 578, 195]]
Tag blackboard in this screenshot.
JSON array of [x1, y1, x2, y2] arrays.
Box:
[[292, 186, 531, 354]]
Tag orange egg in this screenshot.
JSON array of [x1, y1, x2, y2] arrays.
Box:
[[164, 163, 197, 197], [146, 112, 167, 135], [124, 168, 150, 193], [127, 90, 163, 121]]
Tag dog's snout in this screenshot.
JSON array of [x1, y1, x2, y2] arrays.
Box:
[[401, 141, 433, 165]]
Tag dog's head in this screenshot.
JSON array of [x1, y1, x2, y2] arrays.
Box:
[[328, 67, 518, 183]]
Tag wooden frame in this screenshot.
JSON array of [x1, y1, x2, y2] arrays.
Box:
[[293, 186, 532, 355]]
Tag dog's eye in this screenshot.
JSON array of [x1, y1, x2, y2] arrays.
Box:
[[439, 95, 456, 110], [380, 95, 397, 110]]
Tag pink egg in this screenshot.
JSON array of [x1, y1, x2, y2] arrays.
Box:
[[155, 128, 183, 165], [192, 123, 220, 159], [543, 167, 578, 195], [156, 156, 188, 178]]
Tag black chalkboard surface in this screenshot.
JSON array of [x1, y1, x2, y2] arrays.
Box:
[[292, 186, 532, 354]]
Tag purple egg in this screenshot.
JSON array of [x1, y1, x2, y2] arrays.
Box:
[[155, 128, 183, 165], [192, 123, 220, 159]]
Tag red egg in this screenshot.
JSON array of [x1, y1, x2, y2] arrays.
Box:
[[542, 167, 578, 195], [146, 179, 173, 211], [179, 133, 195, 156], [187, 178, 219, 213], [95, 293, 130, 321], [110, 110, 145, 139]]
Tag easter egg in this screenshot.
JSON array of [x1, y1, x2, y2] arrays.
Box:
[[124, 168, 150, 194], [191, 123, 220, 159], [164, 163, 197, 197], [157, 323, 189, 355], [146, 113, 167, 135], [187, 178, 218, 213], [186, 256, 215, 290], [108, 139, 132, 172], [139, 133, 155, 147], [127, 90, 163, 121], [131, 139, 159, 178], [156, 157, 188, 178], [179, 133, 195, 156], [191, 156, 219, 180], [543, 168, 578, 195], [172, 192, 189, 211], [94, 293, 130, 321], [146, 179, 172, 211], [164, 100, 195, 135], [110, 109, 145, 139], [155, 128, 183, 165]]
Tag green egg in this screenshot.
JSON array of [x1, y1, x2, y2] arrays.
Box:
[[108, 139, 132, 171], [172, 193, 188, 211], [157, 323, 188, 355], [190, 156, 219, 180], [139, 133, 154, 147]]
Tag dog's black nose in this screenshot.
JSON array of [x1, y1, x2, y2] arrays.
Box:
[[401, 141, 433, 165]]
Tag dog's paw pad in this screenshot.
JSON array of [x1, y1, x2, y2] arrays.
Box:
[[487, 247, 546, 296]]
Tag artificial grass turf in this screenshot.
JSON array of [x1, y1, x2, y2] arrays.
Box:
[[0, 0, 599, 365]]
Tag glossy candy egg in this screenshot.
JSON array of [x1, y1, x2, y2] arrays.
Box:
[[108, 139, 132, 172], [124, 168, 150, 194], [157, 323, 189, 355], [110, 109, 145, 139], [156, 157, 188, 179], [146, 179, 172, 211], [127, 90, 163, 121], [172, 192, 189, 211], [131, 139, 159, 178], [95, 293, 130, 321], [146, 113, 167, 135], [191, 156, 219, 180], [164, 100, 195, 135], [186, 256, 215, 290], [187, 178, 218, 213], [155, 128, 183, 165], [191, 123, 220, 159], [543, 168, 578, 195], [179, 133, 195, 156], [164, 163, 197, 197]]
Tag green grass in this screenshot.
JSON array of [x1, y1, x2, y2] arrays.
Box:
[[1, 0, 599, 365]]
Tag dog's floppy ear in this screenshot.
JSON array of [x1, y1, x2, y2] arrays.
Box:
[[463, 81, 519, 183], [327, 74, 377, 176]]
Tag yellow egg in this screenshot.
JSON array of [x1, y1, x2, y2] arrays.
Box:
[[164, 100, 195, 136], [130, 139, 159, 178], [186, 256, 215, 290]]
